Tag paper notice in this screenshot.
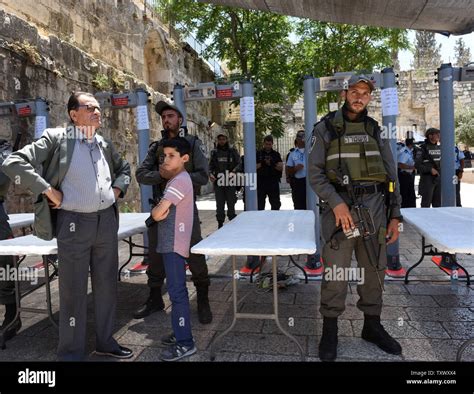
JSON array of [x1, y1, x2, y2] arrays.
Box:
[[381, 87, 399, 116], [136, 105, 150, 130], [34, 116, 47, 139], [240, 96, 255, 123]]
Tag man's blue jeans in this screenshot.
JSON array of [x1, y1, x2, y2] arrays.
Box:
[[162, 253, 194, 347]]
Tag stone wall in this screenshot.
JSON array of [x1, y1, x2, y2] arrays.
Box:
[[368, 70, 473, 139], [0, 0, 226, 212]]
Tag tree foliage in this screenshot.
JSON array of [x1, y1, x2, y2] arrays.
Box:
[[412, 31, 442, 70], [288, 21, 409, 111], [454, 38, 472, 67], [455, 106, 474, 148], [155, 0, 410, 134]]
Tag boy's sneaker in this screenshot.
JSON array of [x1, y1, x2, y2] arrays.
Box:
[[160, 343, 196, 361], [161, 332, 176, 346]]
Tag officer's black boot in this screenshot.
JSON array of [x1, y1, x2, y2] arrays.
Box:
[[217, 221, 224, 229], [319, 316, 338, 362], [361, 315, 402, 355], [1, 303, 21, 341], [133, 287, 164, 319], [196, 285, 213, 324]]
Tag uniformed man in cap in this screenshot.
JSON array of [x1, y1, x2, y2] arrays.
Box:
[[209, 132, 241, 228], [309, 74, 403, 361], [133, 101, 213, 324], [397, 138, 416, 208], [415, 128, 441, 208]]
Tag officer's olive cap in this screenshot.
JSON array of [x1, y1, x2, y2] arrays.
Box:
[[155, 101, 183, 118], [425, 127, 440, 137], [347, 74, 375, 92]]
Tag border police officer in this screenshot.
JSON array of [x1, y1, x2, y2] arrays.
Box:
[[309, 75, 403, 361], [209, 133, 240, 228], [415, 128, 441, 208]]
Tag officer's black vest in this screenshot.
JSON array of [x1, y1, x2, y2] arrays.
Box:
[[420, 141, 441, 170], [211, 144, 236, 174]]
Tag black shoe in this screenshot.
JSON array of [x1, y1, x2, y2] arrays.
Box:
[[1, 319, 21, 342], [133, 288, 165, 319], [319, 316, 338, 362], [217, 221, 224, 229], [196, 285, 213, 324], [361, 315, 402, 355], [95, 345, 134, 359]]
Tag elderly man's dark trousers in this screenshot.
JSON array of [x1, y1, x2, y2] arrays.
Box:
[[56, 206, 120, 361]]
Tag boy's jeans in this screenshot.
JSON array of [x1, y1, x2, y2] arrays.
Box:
[[162, 252, 194, 347]]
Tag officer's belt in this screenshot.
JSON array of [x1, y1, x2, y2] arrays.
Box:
[[333, 183, 384, 195]]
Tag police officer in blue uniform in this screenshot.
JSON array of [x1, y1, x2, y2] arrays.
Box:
[[286, 130, 307, 209], [397, 138, 416, 208]]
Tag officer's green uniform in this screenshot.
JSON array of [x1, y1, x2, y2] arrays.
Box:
[[209, 143, 240, 226], [308, 107, 402, 318], [415, 139, 441, 208]]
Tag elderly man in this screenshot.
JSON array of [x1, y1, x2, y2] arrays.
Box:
[[2, 91, 132, 361]]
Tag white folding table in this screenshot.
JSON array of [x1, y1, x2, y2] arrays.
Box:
[[191, 210, 316, 361], [401, 207, 474, 361], [402, 207, 473, 286], [7, 213, 34, 230], [0, 212, 149, 348]]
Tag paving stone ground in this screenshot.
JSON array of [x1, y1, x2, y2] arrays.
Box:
[[0, 190, 472, 362]]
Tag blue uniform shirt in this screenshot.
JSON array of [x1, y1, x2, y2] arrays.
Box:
[[397, 146, 415, 173], [455, 146, 465, 170], [286, 148, 306, 178]]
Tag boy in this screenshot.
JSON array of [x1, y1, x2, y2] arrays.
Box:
[[151, 137, 196, 361]]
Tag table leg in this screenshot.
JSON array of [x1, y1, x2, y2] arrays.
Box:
[[43, 255, 58, 329], [271, 256, 305, 361], [210, 255, 238, 361], [289, 256, 308, 284], [453, 260, 471, 286], [405, 236, 428, 284], [118, 236, 134, 281], [210, 255, 306, 361]]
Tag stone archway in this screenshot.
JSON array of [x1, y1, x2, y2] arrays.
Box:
[[144, 29, 172, 94]]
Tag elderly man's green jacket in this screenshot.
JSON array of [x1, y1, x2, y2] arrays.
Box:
[[2, 126, 131, 240]]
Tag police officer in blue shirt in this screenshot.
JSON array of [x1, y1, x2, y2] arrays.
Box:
[[397, 138, 416, 208], [455, 145, 465, 207], [286, 130, 307, 209]]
